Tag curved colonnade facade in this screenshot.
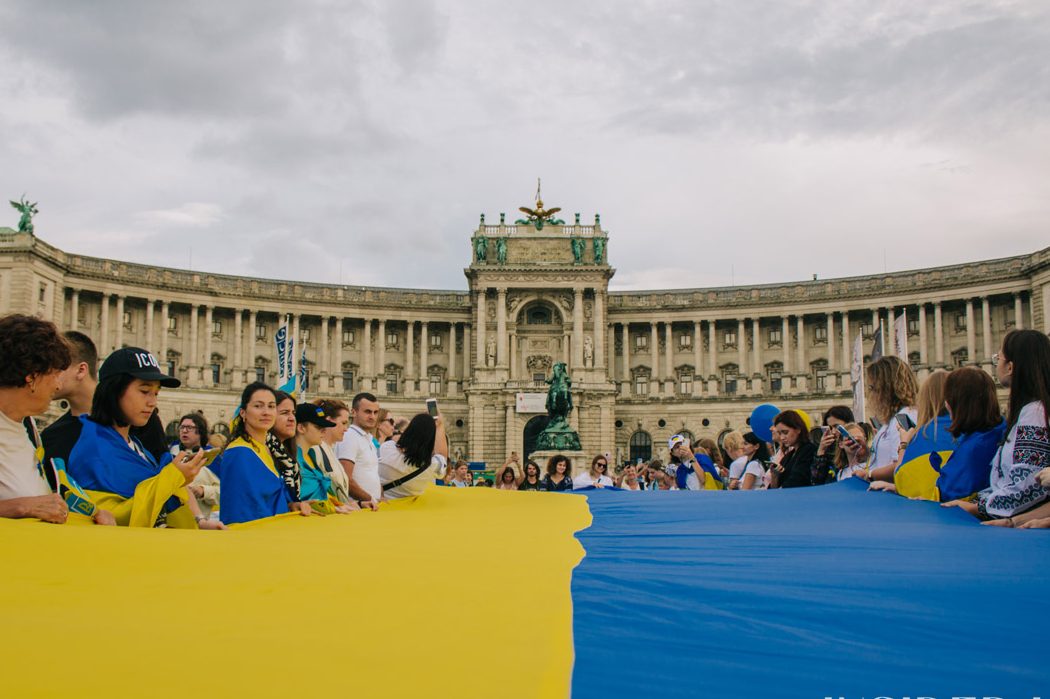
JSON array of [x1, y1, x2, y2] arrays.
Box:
[[2, 220, 1049, 466]]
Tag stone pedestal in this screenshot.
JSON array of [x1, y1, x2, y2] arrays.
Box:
[[529, 450, 588, 477]]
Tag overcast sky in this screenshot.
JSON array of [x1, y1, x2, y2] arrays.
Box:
[[2, 1, 1049, 291]]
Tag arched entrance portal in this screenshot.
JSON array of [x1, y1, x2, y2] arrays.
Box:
[[523, 415, 550, 461]]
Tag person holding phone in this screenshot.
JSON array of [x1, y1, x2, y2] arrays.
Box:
[[830, 423, 871, 481], [67, 347, 210, 528], [768, 411, 816, 489], [378, 406, 449, 500], [858, 356, 919, 483]]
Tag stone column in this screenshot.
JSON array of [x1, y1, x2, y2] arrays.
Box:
[[736, 318, 746, 380], [622, 324, 631, 382], [476, 290, 487, 367], [796, 316, 807, 391], [319, 316, 329, 385], [981, 297, 992, 368], [233, 309, 243, 385], [966, 299, 976, 365], [841, 312, 851, 370], [934, 302, 944, 365], [69, 290, 79, 331], [145, 300, 155, 356], [606, 323, 615, 376], [420, 322, 429, 387], [752, 318, 762, 375], [188, 304, 199, 386], [497, 288, 508, 368], [449, 323, 458, 381], [363, 318, 373, 389], [159, 302, 169, 367], [781, 316, 790, 375], [99, 293, 110, 354], [204, 305, 214, 385], [463, 324, 471, 378], [573, 289, 584, 369], [406, 320, 415, 393], [1014, 293, 1024, 330], [918, 305, 928, 366], [505, 405, 518, 458], [826, 313, 836, 374], [707, 321, 717, 378], [332, 317, 343, 392], [664, 322, 673, 390], [563, 331, 570, 364], [377, 319, 386, 390], [650, 322, 659, 393], [114, 295, 125, 351], [509, 331, 517, 380], [594, 291, 605, 368], [693, 321, 702, 395], [886, 307, 896, 356], [871, 309, 880, 350], [247, 310, 257, 379]]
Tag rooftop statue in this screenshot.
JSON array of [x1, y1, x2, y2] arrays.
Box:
[[474, 235, 488, 262], [10, 196, 38, 234], [515, 178, 565, 231]]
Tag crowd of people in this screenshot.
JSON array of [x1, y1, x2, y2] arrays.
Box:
[[1, 312, 1049, 531]]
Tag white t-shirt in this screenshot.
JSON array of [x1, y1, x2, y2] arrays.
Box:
[[0, 412, 50, 501], [572, 472, 614, 489], [740, 460, 765, 489], [868, 407, 918, 471], [335, 424, 381, 501], [378, 440, 447, 500], [728, 456, 748, 483]]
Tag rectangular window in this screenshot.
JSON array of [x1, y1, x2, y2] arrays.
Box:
[[723, 331, 737, 348], [38, 283, 46, 303], [634, 376, 649, 396], [166, 360, 177, 376], [168, 316, 178, 332], [386, 373, 399, 394], [955, 313, 967, 331], [635, 334, 647, 349], [122, 311, 132, 328], [255, 366, 265, 383], [430, 334, 442, 349], [429, 375, 442, 394], [768, 328, 782, 345], [387, 332, 399, 347], [770, 376, 782, 393], [256, 324, 267, 340], [210, 363, 221, 384], [814, 325, 827, 343], [212, 320, 223, 336], [815, 371, 827, 391], [678, 334, 692, 349], [907, 317, 919, 335], [724, 378, 737, 395], [342, 371, 354, 392], [301, 329, 311, 343], [679, 375, 692, 394], [860, 321, 873, 339], [343, 330, 355, 345]]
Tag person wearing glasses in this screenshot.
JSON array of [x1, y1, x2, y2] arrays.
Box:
[[573, 454, 614, 489], [173, 412, 223, 521]]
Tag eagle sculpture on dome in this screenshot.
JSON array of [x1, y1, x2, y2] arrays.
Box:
[[515, 179, 565, 231]]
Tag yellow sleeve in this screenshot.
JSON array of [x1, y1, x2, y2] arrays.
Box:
[[85, 463, 192, 528]]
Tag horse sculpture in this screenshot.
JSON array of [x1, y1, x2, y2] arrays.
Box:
[[536, 362, 581, 451]]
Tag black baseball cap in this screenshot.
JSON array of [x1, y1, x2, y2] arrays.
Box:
[[295, 403, 336, 428], [98, 347, 181, 388]]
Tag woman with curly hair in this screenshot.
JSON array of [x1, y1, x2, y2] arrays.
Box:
[[858, 356, 919, 483], [0, 314, 89, 523]]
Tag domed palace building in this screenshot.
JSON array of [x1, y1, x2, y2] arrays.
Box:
[[2, 207, 1048, 466]]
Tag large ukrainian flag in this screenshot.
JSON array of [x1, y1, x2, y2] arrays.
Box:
[[3, 481, 1048, 698]]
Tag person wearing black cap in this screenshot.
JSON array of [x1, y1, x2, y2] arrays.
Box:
[[294, 403, 353, 514], [66, 347, 210, 528]]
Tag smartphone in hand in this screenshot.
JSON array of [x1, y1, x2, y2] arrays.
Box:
[[425, 398, 439, 417], [894, 413, 916, 431]]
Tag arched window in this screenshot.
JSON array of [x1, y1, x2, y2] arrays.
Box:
[[629, 431, 652, 462]]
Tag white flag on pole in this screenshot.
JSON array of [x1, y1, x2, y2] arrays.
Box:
[[894, 310, 909, 362]]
